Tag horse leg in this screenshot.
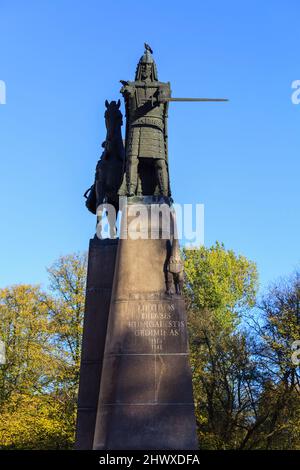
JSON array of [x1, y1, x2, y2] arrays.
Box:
[[106, 200, 117, 239], [96, 207, 103, 239]]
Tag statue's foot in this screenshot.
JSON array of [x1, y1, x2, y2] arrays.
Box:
[[166, 287, 174, 296], [175, 286, 182, 295]]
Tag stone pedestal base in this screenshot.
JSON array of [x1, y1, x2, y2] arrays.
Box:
[[92, 202, 198, 450], [75, 238, 118, 450]]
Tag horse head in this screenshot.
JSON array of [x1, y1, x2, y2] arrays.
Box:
[[104, 99, 123, 143]]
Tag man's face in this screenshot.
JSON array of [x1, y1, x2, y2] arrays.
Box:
[[141, 63, 152, 80]]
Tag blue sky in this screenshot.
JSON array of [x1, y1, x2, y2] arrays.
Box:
[[0, 0, 299, 291]]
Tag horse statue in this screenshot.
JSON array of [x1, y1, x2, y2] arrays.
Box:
[[84, 100, 125, 238]]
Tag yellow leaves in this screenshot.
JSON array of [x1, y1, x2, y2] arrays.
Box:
[[0, 253, 87, 448], [0, 393, 75, 449]]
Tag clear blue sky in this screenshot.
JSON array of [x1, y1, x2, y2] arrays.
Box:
[[0, 0, 299, 291]]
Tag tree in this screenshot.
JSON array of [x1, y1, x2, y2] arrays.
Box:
[[45, 253, 87, 439], [0, 393, 74, 450], [1, 248, 299, 450], [247, 272, 300, 449], [184, 242, 258, 330], [0, 253, 87, 449], [0, 284, 66, 448], [184, 243, 259, 449], [0, 285, 54, 406], [46, 253, 87, 409]]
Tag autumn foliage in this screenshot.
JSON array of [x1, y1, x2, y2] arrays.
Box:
[[0, 246, 299, 449]]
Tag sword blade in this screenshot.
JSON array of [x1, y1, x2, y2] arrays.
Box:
[[167, 98, 228, 102]]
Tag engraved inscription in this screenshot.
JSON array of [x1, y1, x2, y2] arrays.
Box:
[[127, 301, 186, 352]]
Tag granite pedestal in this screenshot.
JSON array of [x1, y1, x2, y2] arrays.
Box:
[[75, 238, 118, 449], [91, 201, 198, 450]]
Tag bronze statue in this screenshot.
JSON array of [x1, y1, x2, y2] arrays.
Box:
[[166, 239, 184, 295], [84, 100, 124, 237], [119, 44, 171, 197], [165, 210, 184, 295], [84, 44, 227, 226]]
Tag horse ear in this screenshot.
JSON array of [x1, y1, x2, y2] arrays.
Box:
[[117, 99, 121, 108], [105, 99, 109, 108]]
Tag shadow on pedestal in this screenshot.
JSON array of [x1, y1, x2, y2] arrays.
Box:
[[75, 238, 118, 450]]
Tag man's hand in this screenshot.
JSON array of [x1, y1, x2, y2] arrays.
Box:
[[157, 86, 170, 103], [120, 80, 134, 96]]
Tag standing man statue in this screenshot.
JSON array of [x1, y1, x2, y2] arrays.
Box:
[[119, 44, 171, 197]]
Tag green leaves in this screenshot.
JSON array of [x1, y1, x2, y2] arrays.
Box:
[[184, 242, 258, 330], [0, 246, 299, 450]]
